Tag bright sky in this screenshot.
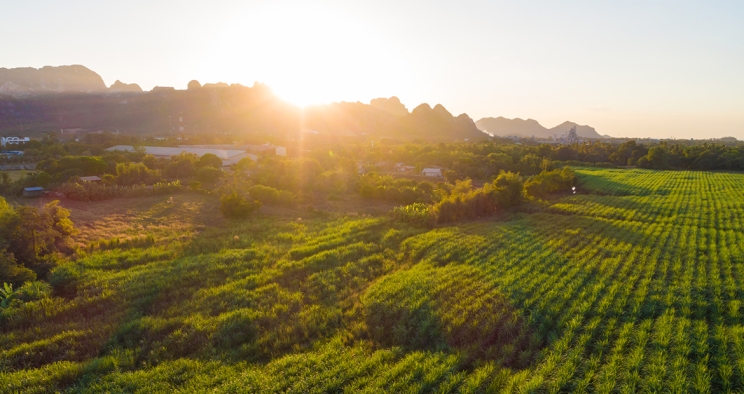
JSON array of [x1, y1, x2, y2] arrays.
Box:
[[2, 0, 743, 139]]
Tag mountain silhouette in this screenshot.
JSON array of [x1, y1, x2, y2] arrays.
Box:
[[475, 117, 605, 139], [0, 65, 490, 141], [0, 65, 107, 97], [109, 80, 142, 92]]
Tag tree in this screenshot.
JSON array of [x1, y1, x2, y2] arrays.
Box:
[[142, 154, 159, 170], [116, 162, 161, 186], [35, 172, 52, 187], [493, 171, 524, 208], [197, 153, 224, 169], [196, 166, 224, 184], [0, 199, 76, 280], [163, 153, 198, 179], [187, 80, 202, 90], [236, 157, 254, 171]]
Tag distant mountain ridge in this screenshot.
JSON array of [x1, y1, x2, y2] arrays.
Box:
[[0, 65, 107, 97], [475, 117, 606, 139], [109, 80, 142, 92]]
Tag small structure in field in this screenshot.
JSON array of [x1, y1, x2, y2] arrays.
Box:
[[422, 168, 443, 177], [80, 176, 102, 182], [22, 187, 44, 197]]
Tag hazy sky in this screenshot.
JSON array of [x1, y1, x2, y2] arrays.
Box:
[[2, 0, 743, 139]]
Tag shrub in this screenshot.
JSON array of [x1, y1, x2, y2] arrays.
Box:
[[219, 192, 261, 219], [248, 185, 295, 206], [524, 167, 576, 199], [430, 173, 524, 224], [392, 203, 432, 226]]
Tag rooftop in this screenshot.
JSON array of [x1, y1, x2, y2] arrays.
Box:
[[106, 145, 248, 159]]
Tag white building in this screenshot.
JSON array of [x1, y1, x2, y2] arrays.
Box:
[[179, 144, 287, 157], [422, 168, 443, 177], [2, 137, 30, 146], [106, 145, 255, 166]]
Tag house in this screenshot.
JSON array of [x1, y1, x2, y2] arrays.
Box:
[[422, 168, 443, 177], [22, 187, 44, 197], [395, 163, 415, 172], [80, 176, 102, 182], [106, 145, 253, 166]]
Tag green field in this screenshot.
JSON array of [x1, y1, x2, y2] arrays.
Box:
[[3, 168, 744, 392]]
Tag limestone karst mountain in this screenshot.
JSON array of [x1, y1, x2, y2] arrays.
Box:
[[109, 80, 142, 92], [0, 65, 107, 97], [475, 117, 605, 139]]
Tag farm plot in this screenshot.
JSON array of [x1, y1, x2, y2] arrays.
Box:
[[4, 168, 744, 392]]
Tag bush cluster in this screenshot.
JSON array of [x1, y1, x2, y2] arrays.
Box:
[[219, 192, 261, 219], [524, 167, 576, 200], [356, 173, 437, 204]]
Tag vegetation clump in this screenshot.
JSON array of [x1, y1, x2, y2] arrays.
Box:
[[0, 198, 76, 287], [219, 192, 261, 218]]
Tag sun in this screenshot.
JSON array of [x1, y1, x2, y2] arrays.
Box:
[[201, 3, 412, 107]]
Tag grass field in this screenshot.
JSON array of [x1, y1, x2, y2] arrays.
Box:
[[3, 168, 744, 392]]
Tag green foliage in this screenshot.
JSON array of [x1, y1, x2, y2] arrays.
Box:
[[35, 171, 52, 187], [142, 154, 159, 170], [162, 153, 198, 179], [38, 156, 107, 177], [57, 180, 183, 201], [250, 157, 323, 192], [219, 192, 261, 218], [0, 199, 75, 282], [196, 153, 223, 169], [0, 282, 16, 308], [356, 173, 436, 204], [115, 162, 161, 186], [363, 263, 537, 367], [7, 168, 744, 392], [195, 166, 224, 184], [247, 185, 295, 206], [392, 203, 432, 226], [431, 172, 523, 224], [314, 170, 353, 193], [236, 157, 254, 171], [0, 252, 36, 287], [524, 167, 576, 199]]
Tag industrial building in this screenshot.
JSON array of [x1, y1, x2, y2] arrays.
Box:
[[106, 145, 254, 166]]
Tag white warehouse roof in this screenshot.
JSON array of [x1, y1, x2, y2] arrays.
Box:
[[106, 145, 257, 165]]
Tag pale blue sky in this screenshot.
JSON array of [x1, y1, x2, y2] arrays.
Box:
[[2, 0, 743, 138]]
